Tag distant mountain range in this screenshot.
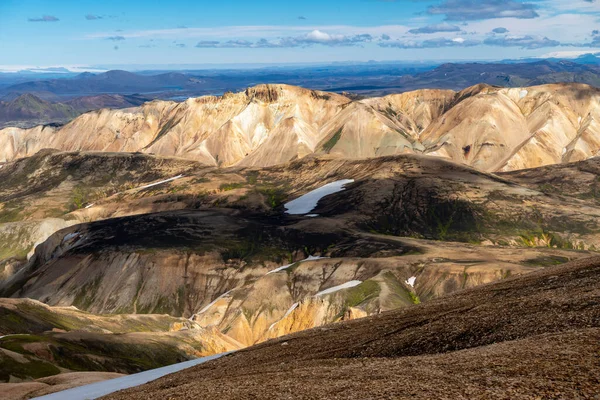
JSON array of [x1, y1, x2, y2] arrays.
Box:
[[3, 59, 600, 128], [330, 60, 600, 92], [0, 93, 148, 128], [3, 59, 600, 100], [3, 70, 207, 96]]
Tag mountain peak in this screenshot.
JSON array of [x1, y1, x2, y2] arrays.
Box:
[[95, 70, 138, 80], [75, 71, 96, 79], [13, 92, 48, 105]]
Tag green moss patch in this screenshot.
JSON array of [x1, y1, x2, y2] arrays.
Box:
[[0, 349, 61, 382], [523, 255, 570, 267], [321, 128, 343, 153], [343, 280, 381, 308], [219, 182, 245, 191]]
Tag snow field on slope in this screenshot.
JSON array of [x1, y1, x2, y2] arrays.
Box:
[[315, 280, 362, 296], [32, 352, 232, 400], [137, 175, 184, 190], [284, 179, 354, 215], [266, 255, 328, 275]]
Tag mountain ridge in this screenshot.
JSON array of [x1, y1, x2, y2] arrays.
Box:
[[1, 147, 599, 396], [1, 150, 598, 346], [2, 82, 600, 172], [2, 81, 600, 398], [3, 70, 204, 96], [4, 60, 600, 98], [0, 93, 149, 129]]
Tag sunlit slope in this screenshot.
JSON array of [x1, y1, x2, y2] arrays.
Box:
[[4, 83, 600, 171]]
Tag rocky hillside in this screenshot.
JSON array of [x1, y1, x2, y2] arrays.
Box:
[[421, 83, 600, 172], [104, 256, 600, 400], [0, 298, 241, 385], [1, 101, 600, 395], [0, 94, 77, 128], [0, 93, 152, 129], [1, 151, 598, 352], [2, 83, 600, 172]]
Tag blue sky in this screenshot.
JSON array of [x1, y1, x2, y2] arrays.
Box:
[[1, 0, 599, 70]]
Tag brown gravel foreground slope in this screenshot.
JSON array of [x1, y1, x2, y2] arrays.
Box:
[[105, 257, 600, 400]]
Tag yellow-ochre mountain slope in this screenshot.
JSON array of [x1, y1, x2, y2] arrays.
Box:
[[2, 83, 600, 172], [106, 257, 600, 400]]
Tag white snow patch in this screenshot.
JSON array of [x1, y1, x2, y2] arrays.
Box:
[[315, 280, 362, 296], [306, 214, 319, 218], [31, 352, 233, 400], [0, 334, 25, 340], [562, 148, 567, 155], [137, 175, 184, 190], [405, 276, 416, 288], [519, 90, 528, 99], [266, 262, 294, 275], [84, 203, 94, 209], [284, 179, 354, 215], [268, 302, 300, 330], [196, 290, 232, 315], [282, 302, 299, 318], [62, 233, 79, 243], [426, 150, 449, 158], [266, 255, 328, 275]]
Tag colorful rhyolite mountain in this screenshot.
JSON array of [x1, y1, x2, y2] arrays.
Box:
[[1, 83, 599, 172]]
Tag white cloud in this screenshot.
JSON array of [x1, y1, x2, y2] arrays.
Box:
[[306, 30, 332, 41], [427, 0, 539, 21], [483, 34, 560, 49], [464, 13, 597, 42], [541, 0, 600, 13], [381, 37, 480, 48], [408, 22, 462, 34], [538, 50, 600, 58], [0, 65, 107, 73], [196, 30, 376, 48], [85, 25, 411, 41]]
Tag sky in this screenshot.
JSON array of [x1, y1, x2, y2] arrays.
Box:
[[1, 0, 600, 70]]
